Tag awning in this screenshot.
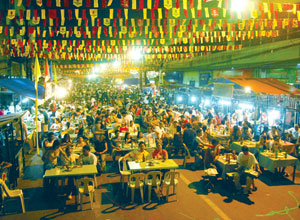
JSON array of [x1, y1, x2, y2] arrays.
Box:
[[210, 78, 243, 89], [0, 78, 45, 99], [227, 77, 300, 96], [124, 78, 139, 85]]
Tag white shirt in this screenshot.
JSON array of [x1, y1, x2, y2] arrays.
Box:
[[80, 152, 97, 165], [124, 114, 133, 127], [237, 152, 258, 170]]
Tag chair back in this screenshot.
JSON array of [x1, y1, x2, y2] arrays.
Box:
[[129, 173, 145, 188], [0, 179, 11, 198], [118, 156, 129, 174], [183, 144, 191, 158], [145, 171, 162, 186], [163, 171, 180, 185], [76, 177, 95, 194]]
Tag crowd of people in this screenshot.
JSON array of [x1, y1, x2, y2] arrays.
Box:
[[20, 81, 300, 196]]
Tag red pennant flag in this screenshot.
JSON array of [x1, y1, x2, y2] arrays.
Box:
[[139, 0, 144, 10], [45, 60, 50, 83], [154, 0, 159, 9], [270, 3, 274, 13], [190, 0, 194, 8], [274, 11, 278, 19], [102, 0, 107, 8], [26, 0, 31, 7], [86, 0, 91, 7], [197, 9, 201, 17], [117, 9, 121, 18], [176, 0, 179, 9], [46, 0, 52, 7], [68, 9, 72, 20], [49, 10, 57, 19], [64, 0, 69, 7], [151, 8, 155, 19], [82, 9, 87, 19], [165, 9, 169, 18], [184, 10, 188, 18], [34, 10, 38, 20]]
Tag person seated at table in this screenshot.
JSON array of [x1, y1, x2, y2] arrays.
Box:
[[43, 132, 55, 151], [260, 126, 271, 140], [286, 124, 299, 144], [255, 136, 268, 159], [270, 135, 283, 152], [268, 126, 280, 140], [119, 122, 128, 133], [50, 118, 62, 137], [60, 146, 79, 200], [122, 141, 150, 162], [172, 125, 184, 156], [94, 134, 108, 172], [61, 146, 79, 166], [124, 132, 134, 144], [76, 136, 87, 149], [234, 146, 262, 194], [242, 123, 253, 141], [229, 125, 242, 143], [61, 133, 73, 150], [79, 145, 97, 165], [203, 139, 221, 170], [128, 120, 137, 133], [42, 140, 69, 171], [136, 131, 146, 143], [94, 117, 105, 139], [196, 129, 210, 148], [152, 140, 168, 160]]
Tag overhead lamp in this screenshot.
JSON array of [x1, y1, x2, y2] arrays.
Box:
[[231, 0, 248, 12], [204, 99, 210, 106], [219, 100, 231, 106], [245, 86, 251, 93], [55, 87, 68, 99], [22, 98, 29, 103], [114, 60, 121, 68], [177, 96, 183, 102], [129, 49, 143, 61], [191, 96, 197, 103]]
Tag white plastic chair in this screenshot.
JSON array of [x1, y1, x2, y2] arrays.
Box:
[[145, 171, 162, 202], [118, 157, 131, 190], [0, 179, 25, 214], [160, 171, 180, 202], [76, 177, 95, 210], [126, 173, 145, 204]]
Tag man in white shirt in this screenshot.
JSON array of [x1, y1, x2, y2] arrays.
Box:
[[155, 122, 166, 139], [79, 146, 97, 165], [234, 146, 262, 194], [123, 112, 133, 127]]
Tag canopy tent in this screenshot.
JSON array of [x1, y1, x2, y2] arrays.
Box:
[[0, 78, 45, 100], [209, 78, 243, 89], [123, 78, 139, 86], [227, 77, 300, 97]]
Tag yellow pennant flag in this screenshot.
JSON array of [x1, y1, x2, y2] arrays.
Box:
[[34, 56, 41, 89], [53, 65, 57, 85]]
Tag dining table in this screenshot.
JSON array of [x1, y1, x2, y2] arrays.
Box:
[[258, 151, 298, 182], [43, 165, 98, 206], [127, 159, 178, 173], [230, 141, 259, 153], [216, 156, 238, 179]]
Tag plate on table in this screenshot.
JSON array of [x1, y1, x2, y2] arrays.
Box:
[[230, 160, 237, 163]]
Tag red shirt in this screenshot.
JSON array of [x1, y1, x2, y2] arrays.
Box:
[[152, 149, 168, 159], [120, 127, 128, 133], [136, 108, 142, 116]]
